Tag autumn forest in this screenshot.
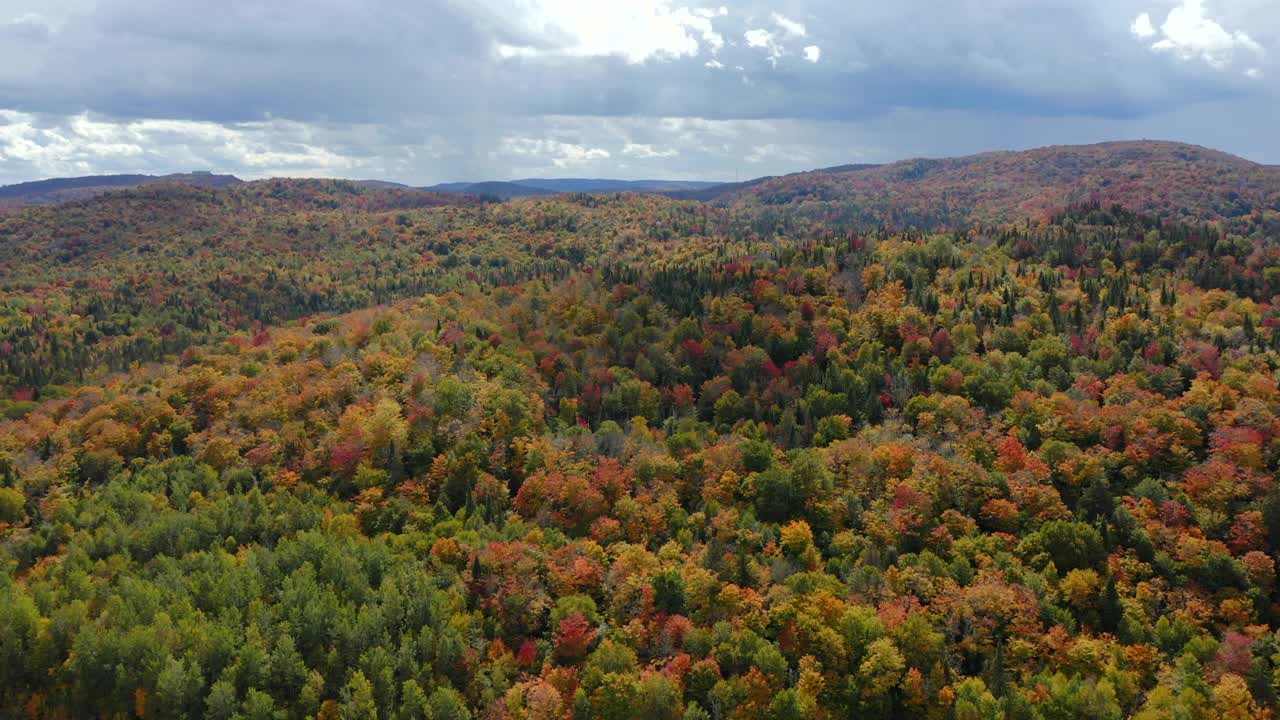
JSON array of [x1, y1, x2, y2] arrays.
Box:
[[3, 141, 1280, 720]]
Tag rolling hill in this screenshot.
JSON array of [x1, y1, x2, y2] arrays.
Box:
[[513, 178, 719, 193], [704, 140, 1280, 229], [412, 141, 1280, 229], [422, 177, 718, 197], [5, 139, 1280, 720], [433, 181, 559, 199], [0, 171, 242, 208], [13, 141, 1273, 225]]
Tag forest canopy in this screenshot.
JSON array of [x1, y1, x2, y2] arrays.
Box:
[[4, 153, 1280, 719]]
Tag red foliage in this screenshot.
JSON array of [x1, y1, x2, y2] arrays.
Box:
[[517, 639, 539, 668], [329, 438, 364, 476], [514, 470, 608, 535], [1211, 632, 1254, 678], [553, 612, 596, 661]]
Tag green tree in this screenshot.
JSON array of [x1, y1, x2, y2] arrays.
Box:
[[204, 680, 238, 720], [652, 569, 687, 615], [340, 671, 378, 720], [0, 487, 24, 524], [240, 689, 278, 720], [153, 656, 205, 719], [426, 686, 470, 720]]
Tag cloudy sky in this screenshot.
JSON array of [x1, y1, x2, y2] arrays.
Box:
[[0, 0, 1276, 185]]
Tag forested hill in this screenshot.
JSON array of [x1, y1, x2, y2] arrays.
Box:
[[3, 145, 1280, 401], [0, 172, 243, 208], [706, 141, 1280, 231], [3, 143, 1280, 719]]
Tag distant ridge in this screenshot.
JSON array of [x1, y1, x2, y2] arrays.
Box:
[[352, 179, 411, 191], [687, 140, 1280, 226], [0, 172, 242, 207], [6, 141, 1276, 223], [422, 177, 719, 197], [512, 178, 719, 193], [435, 181, 558, 200], [664, 164, 882, 201]]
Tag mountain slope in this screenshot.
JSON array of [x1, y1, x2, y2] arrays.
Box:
[[665, 164, 882, 202], [5, 152, 1280, 720], [0, 172, 242, 207], [710, 141, 1280, 228], [452, 181, 559, 199], [423, 177, 718, 197], [513, 178, 719, 193]]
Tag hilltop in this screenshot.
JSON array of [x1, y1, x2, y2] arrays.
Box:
[[5, 141, 1276, 230], [0, 171, 242, 207], [704, 140, 1280, 228], [422, 177, 718, 198]]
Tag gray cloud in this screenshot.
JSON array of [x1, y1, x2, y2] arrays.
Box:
[[0, 0, 1277, 184]]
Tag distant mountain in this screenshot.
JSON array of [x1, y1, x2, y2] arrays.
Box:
[[424, 182, 478, 193], [512, 178, 719, 193], [454, 181, 559, 199], [8, 141, 1276, 225], [352, 179, 411, 190], [663, 164, 882, 202], [421, 181, 553, 199], [0, 172, 242, 207], [422, 177, 719, 198], [698, 141, 1280, 228]]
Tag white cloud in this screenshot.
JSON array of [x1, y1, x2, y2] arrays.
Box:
[[771, 12, 806, 37], [744, 28, 771, 48], [0, 110, 364, 182], [692, 6, 728, 19], [489, 0, 727, 64], [1245, 67, 1262, 79], [745, 27, 783, 65], [494, 136, 611, 167], [1130, 12, 1155, 39], [622, 142, 678, 158], [745, 143, 813, 164], [745, 13, 818, 66], [1134, 0, 1265, 70]]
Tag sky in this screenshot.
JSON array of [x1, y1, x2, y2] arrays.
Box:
[[0, 0, 1277, 185]]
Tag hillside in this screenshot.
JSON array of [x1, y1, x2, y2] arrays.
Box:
[[711, 141, 1280, 230], [667, 164, 882, 202], [0, 184, 676, 395], [443, 181, 559, 199], [3, 143, 1280, 719], [424, 177, 719, 197], [514, 178, 719, 193], [0, 171, 242, 207]]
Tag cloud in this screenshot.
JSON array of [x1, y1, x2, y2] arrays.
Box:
[[2, 0, 1273, 126], [745, 142, 812, 164], [622, 142, 678, 158], [0, 0, 1279, 184], [743, 12, 815, 66], [0, 110, 375, 183], [771, 12, 806, 37], [4, 12, 54, 41], [1130, 13, 1155, 40], [494, 136, 611, 168], [743, 27, 783, 65], [490, 0, 727, 63], [744, 27, 773, 48], [1134, 0, 1265, 70]]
